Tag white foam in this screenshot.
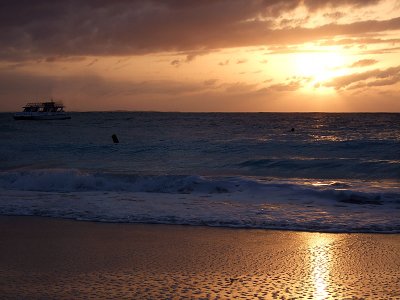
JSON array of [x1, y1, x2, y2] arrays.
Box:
[[0, 169, 399, 233]]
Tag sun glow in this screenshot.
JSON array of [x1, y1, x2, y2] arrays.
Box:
[[293, 51, 349, 90]]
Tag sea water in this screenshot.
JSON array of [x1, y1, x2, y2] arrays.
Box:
[[0, 112, 399, 232]]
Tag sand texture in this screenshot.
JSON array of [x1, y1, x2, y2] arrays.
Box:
[[0, 216, 399, 299]]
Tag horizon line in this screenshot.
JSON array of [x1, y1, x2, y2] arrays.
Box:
[[1, 110, 399, 114]]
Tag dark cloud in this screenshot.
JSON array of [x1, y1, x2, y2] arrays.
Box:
[[86, 59, 98, 67], [323, 12, 346, 20], [268, 17, 400, 47], [168, 50, 212, 67], [325, 65, 400, 89], [0, 0, 389, 60], [302, 0, 380, 11], [279, 17, 310, 28]]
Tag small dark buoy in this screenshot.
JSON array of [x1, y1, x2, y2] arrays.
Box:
[[291, 128, 295, 132], [112, 134, 119, 143]]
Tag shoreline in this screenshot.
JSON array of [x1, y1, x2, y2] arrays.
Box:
[[1, 216, 399, 299], [1, 214, 400, 235]]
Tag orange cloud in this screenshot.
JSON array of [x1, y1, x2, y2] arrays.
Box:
[[325, 65, 400, 89], [349, 59, 378, 68]]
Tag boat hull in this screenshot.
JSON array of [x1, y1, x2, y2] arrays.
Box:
[[13, 113, 71, 120]]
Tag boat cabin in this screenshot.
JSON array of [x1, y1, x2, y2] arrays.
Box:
[[23, 101, 65, 113]]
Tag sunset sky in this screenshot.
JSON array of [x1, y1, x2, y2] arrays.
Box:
[[1, 0, 400, 112]]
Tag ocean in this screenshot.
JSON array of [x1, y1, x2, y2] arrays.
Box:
[[0, 112, 399, 233]]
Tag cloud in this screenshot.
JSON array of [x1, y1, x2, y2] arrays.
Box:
[[362, 46, 400, 54], [319, 37, 400, 46], [236, 59, 247, 64], [170, 59, 181, 67], [222, 82, 258, 93], [86, 58, 98, 67], [268, 17, 400, 46], [203, 79, 218, 86], [270, 81, 302, 91], [255, 76, 315, 93], [0, 0, 393, 60], [325, 65, 400, 89], [169, 49, 213, 67], [323, 11, 346, 20], [270, 76, 313, 91], [218, 60, 230, 66], [302, 0, 380, 11], [349, 59, 378, 68]]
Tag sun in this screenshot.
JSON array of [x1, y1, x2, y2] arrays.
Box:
[[293, 51, 349, 90]]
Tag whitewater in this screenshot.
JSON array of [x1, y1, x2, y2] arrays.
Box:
[[0, 112, 399, 232]]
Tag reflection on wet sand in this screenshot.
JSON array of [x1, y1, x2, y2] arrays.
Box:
[[308, 235, 333, 299]]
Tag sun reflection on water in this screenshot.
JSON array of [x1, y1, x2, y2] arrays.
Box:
[[310, 134, 347, 142]]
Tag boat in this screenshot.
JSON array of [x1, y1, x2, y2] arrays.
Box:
[[13, 100, 71, 120]]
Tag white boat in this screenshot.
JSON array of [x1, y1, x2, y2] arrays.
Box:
[[13, 100, 71, 120]]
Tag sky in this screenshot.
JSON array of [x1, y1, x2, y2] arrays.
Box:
[[1, 0, 400, 112]]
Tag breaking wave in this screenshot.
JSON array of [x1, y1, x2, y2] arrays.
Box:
[[0, 169, 399, 233]]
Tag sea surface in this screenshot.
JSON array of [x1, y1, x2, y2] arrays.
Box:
[[0, 112, 399, 233]]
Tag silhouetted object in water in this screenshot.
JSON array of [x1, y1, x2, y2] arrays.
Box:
[[291, 128, 295, 132], [14, 100, 71, 120], [112, 134, 119, 143]]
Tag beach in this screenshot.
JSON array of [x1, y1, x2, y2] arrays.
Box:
[[1, 0, 400, 298], [0, 216, 399, 299]]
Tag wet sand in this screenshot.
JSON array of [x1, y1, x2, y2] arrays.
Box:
[[0, 216, 399, 299]]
